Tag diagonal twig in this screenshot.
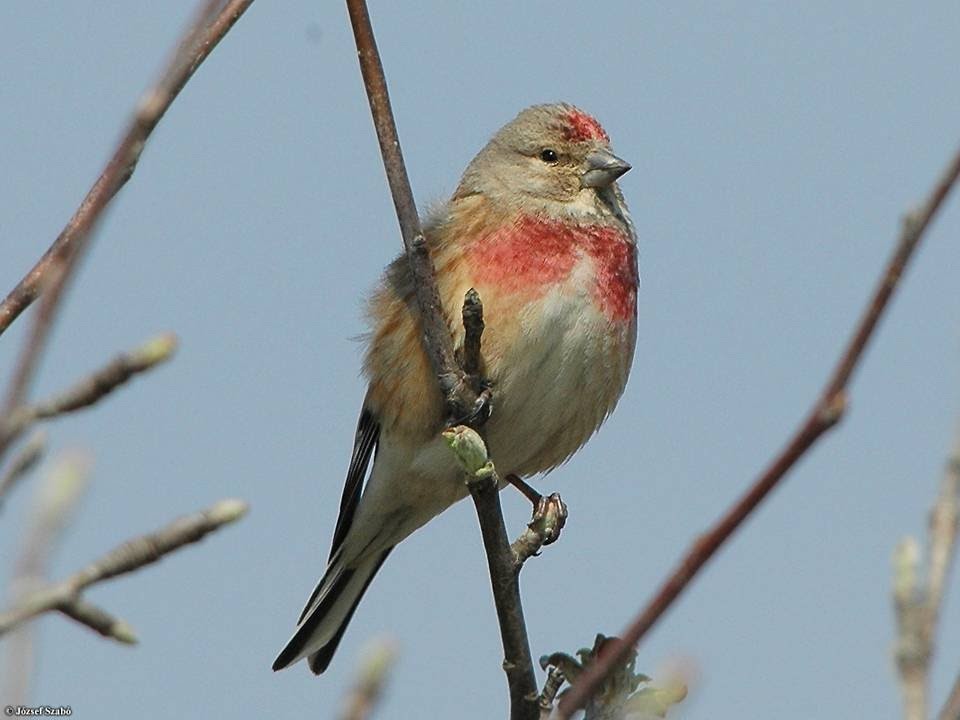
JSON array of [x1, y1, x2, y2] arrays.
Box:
[[558, 144, 960, 718], [0, 334, 177, 459], [343, 0, 479, 425], [0, 0, 253, 340], [0, 430, 46, 510], [344, 3, 538, 719], [0, 498, 248, 638], [3, 451, 90, 704], [0, 0, 254, 471]]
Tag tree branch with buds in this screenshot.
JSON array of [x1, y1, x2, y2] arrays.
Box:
[[344, 3, 544, 718], [0, 498, 248, 639], [3, 451, 90, 704], [893, 424, 960, 720], [0, 334, 177, 462], [557, 143, 960, 718], [0, 0, 253, 700]]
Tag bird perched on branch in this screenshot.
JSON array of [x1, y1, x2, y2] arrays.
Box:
[[273, 103, 638, 674]]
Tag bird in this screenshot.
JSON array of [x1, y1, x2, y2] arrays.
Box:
[[273, 103, 638, 674]]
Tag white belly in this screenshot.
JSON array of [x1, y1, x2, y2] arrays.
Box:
[[483, 256, 636, 476]]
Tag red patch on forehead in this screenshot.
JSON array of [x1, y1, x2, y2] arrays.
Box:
[[563, 109, 610, 143], [466, 216, 636, 322]]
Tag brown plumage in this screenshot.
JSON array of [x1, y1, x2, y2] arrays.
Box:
[[274, 103, 638, 673]]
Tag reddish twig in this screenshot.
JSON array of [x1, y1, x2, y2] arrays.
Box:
[[558, 145, 960, 718], [0, 0, 252, 339], [344, 3, 535, 718], [344, 0, 478, 425], [0, 0, 253, 457]]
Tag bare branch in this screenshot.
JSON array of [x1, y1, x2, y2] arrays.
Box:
[[3, 451, 90, 704], [0, 0, 253, 340], [343, 4, 535, 718], [58, 597, 138, 645], [344, 0, 478, 424], [893, 536, 926, 720], [926, 426, 960, 642], [444, 425, 540, 719], [0, 430, 46, 510], [0, 498, 248, 637], [893, 425, 960, 720], [558, 143, 960, 718], [0, 1, 253, 475], [0, 334, 177, 455]]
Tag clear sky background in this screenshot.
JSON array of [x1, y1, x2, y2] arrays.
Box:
[[2, 2, 959, 718]]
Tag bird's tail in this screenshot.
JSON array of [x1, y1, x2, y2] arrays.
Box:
[[272, 548, 392, 674]]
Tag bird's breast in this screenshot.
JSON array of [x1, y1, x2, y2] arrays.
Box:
[[463, 216, 638, 323], [452, 215, 638, 476]]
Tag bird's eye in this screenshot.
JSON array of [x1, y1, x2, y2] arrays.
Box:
[[539, 148, 559, 164]]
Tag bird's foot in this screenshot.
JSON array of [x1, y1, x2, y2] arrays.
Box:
[[529, 492, 567, 546], [506, 473, 568, 548], [449, 383, 492, 428]]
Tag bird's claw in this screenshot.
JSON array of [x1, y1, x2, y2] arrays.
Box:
[[450, 384, 493, 428], [530, 492, 567, 546]]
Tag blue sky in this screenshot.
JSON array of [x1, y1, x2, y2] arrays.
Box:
[[1, 2, 959, 718]]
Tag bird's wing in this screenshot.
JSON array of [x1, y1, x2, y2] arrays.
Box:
[[328, 407, 379, 561]]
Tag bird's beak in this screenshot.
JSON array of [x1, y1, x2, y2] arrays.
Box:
[[581, 149, 631, 188]]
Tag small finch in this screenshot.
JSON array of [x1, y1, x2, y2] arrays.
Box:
[[273, 103, 637, 673]]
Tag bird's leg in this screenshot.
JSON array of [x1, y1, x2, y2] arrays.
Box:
[[505, 473, 542, 505], [505, 474, 567, 547]]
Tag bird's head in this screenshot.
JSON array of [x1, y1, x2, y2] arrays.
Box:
[[455, 103, 631, 216]]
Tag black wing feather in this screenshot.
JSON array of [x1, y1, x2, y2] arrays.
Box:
[[328, 407, 379, 561]]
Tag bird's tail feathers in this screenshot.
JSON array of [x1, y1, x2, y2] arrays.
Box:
[[272, 548, 392, 674]]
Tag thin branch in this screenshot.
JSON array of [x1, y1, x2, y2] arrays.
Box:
[[0, 430, 46, 510], [926, 426, 960, 643], [0, 1, 253, 474], [0, 0, 253, 340], [0, 334, 177, 456], [0, 498, 248, 637], [469, 482, 539, 719], [57, 597, 137, 644], [344, 4, 536, 719], [3, 451, 90, 704], [558, 143, 960, 718], [445, 425, 540, 720], [893, 536, 926, 720], [894, 424, 960, 720], [344, 0, 478, 424]]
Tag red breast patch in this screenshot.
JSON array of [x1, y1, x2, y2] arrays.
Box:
[[467, 216, 636, 322]]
